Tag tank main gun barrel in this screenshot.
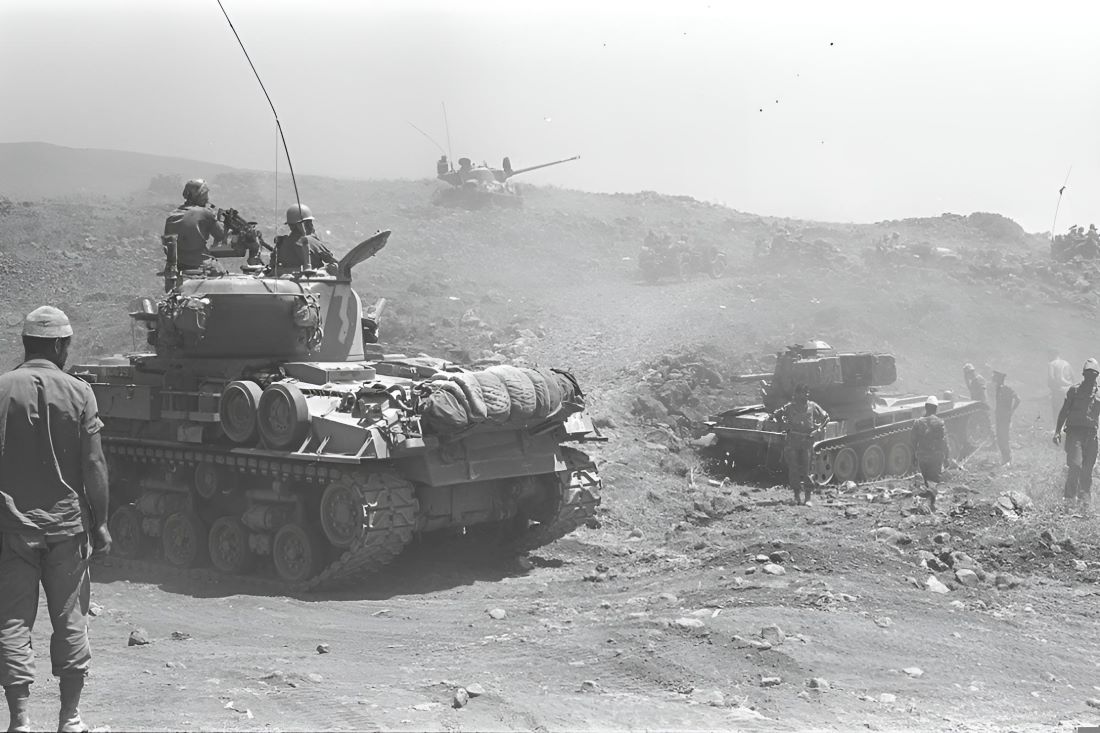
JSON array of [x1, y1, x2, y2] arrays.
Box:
[[497, 155, 580, 182]]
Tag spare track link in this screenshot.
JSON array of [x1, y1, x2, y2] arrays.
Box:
[[509, 446, 601, 553], [101, 441, 417, 593]]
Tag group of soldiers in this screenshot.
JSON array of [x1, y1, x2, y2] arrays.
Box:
[[161, 178, 337, 289], [1050, 223, 1100, 263], [771, 354, 1096, 512]]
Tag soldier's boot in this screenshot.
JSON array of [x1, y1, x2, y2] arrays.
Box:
[[792, 488, 802, 506], [5, 683, 31, 733], [57, 676, 87, 733], [802, 485, 814, 507]]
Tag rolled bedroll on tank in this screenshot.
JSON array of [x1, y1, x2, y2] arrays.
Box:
[[697, 340, 989, 486]]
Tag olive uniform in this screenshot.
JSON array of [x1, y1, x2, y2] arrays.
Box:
[[1055, 372, 1100, 508], [912, 413, 948, 485], [773, 397, 829, 504]]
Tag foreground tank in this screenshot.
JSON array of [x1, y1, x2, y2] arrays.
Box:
[[698, 341, 988, 484], [73, 232, 601, 591]]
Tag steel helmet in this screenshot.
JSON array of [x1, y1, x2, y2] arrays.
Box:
[[1084, 358, 1099, 375], [925, 395, 938, 407], [22, 306, 73, 338], [963, 363, 975, 373], [182, 178, 209, 203], [285, 203, 314, 226], [795, 384, 810, 397]]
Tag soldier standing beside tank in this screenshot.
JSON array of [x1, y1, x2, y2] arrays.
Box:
[[1054, 358, 1100, 511], [1048, 349, 1074, 425], [0, 307, 111, 733], [272, 204, 337, 272], [773, 384, 829, 506], [991, 371, 1020, 466], [163, 178, 226, 288], [912, 396, 949, 512]]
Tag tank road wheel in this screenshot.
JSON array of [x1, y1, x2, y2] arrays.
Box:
[[320, 478, 362, 549], [273, 523, 328, 585], [219, 381, 263, 444], [886, 441, 914, 476], [208, 517, 255, 575], [811, 450, 835, 486], [162, 511, 209, 568], [194, 463, 233, 501], [832, 446, 859, 483], [860, 444, 886, 482], [258, 383, 311, 450], [109, 504, 148, 560]]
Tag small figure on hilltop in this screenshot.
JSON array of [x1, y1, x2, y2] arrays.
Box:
[[1054, 358, 1100, 512], [911, 395, 949, 512], [272, 204, 337, 272], [1047, 348, 1074, 426], [162, 178, 227, 289], [773, 384, 830, 506], [991, 371, 1020, 466]]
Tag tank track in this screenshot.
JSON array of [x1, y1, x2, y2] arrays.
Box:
[[100, 440, 417, 593], [509, 446, 601, 553]]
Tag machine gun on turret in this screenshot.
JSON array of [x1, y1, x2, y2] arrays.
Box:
[[211, 207, 273, 264]]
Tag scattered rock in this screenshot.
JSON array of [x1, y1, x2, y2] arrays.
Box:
[[760, 625, 785, 645], [878, 693, 897, 704], [306, 673, 324, 683], [488, 608, 507, 620], [806, 677, 830, 691], [903, 667, 924, 678], [580, 680, 602, 693], [873, 617, 892, 628], [127, 630, 150, 647], [955, 569, 980, 587], [1086, 698, 1100, 710], [925, 576, 950, 594], [994, 573, 1023, 590], [169, 631, 191, 641], [89, 602, 103, 617], [769, 550, 791, 564], [1074, 559, 1088, 572], [674, 617, 706, 631], [658, 592, 678, 602], [316, 644, 330, 654], [466, 683, 485, 697], [872, 527, 912, 545], [690, 688, 725, 707], [760, 676, 782, 687], [599, 600, 612, 609], [994, 490, 1033, 519], [754, 554, 770, 563], [453, 688, 469, 708], [628, 527, 644, 539], [762, 563, 786, 576], [411, 702, 435, 712], [932, 532, 950, 545]]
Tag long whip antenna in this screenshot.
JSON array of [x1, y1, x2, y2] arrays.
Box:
[[442, 102, 454, 166], [406, 121, 447, 156], [1050, 165, 1073, 241], [216, 0, 302, 215]]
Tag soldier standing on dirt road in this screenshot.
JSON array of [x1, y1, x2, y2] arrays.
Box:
[[992, 371, 1020, 466], [773, 384, 829, 507], [1047, 348, 1074, 425], [0, 306, 111, 733], [1053, 358, 1100, 511], [912, 396, 950, 511]]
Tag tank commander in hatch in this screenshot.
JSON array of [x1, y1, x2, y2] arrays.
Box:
[[272, 204, 337, 272], [163, 178, 226, 274]]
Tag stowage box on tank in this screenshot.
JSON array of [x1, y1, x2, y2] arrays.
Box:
[[74, 231, 602, 591]]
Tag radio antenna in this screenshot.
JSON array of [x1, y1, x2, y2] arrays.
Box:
[[216, 0, 302, 216], [442, 102, 454, 167]]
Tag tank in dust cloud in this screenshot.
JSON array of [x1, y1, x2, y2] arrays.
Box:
[[433, 155, 580, 209], [696, 340, 989, 485], [73, 231, 602, 592]]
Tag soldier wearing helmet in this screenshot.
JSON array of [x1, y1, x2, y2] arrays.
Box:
[[912, 395, 949, 510], [272, 203, 337, 272], [991, 371, 1019, 466], [163, 178, 226, 274], [0, 307, 111, 733], [772, 384, 830, 506], [1054, 358, 1100, 510]]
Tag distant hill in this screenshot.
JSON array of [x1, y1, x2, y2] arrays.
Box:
[[0, 142, 240, 199]]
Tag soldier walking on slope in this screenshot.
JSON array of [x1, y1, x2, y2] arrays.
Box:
[[992, 371, 1020, 466], [773, 384, 829, 506], [912, 396, 950, 512], [1054, 358, 1100, 511]]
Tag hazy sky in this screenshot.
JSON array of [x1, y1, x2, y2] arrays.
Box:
[[2, 0, 1098, 231]]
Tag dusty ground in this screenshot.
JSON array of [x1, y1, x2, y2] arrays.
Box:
[[5, 163, 1100, 732]]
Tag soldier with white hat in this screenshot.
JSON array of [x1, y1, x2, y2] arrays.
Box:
[[0, 306, 111, 732], [1054, 358, 1100, 511]]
